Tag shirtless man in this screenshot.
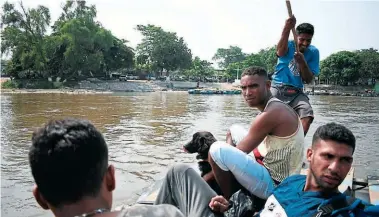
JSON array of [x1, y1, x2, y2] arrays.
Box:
[[271, 15, 320, 135], [207, 66, 305, 200]]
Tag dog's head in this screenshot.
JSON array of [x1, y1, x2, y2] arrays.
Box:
[[183, 131, 217, 160]]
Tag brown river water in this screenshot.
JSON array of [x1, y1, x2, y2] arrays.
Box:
[[1, 92, 378, 217]]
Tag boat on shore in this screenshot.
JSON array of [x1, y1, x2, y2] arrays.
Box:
[[188, 88, 241, 95]]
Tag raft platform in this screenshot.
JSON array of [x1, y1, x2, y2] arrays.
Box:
[[136, 165, 379, 206], [188, 88, 241, 95]]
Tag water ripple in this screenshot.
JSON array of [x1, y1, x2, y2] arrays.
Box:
[[1, 93, 378, 217]]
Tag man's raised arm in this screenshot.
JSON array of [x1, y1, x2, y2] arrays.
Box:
[[277, 15, 296, 57]]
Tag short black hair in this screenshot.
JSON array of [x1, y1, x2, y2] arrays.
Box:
[[312, 122, 356, 153], [29, 118, 109, 207], [241, 66, 268, 80], [296, 23, 314, 35]]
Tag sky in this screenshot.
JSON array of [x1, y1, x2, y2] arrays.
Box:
[[5, 0, 379, 65]]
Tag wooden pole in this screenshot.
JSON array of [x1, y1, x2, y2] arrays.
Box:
[[285, 0, 299, 53]]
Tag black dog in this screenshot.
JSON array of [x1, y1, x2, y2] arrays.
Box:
[[183, 131, 223, 195]]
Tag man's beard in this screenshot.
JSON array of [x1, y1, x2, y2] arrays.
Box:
[[309, 164, 341, 192]]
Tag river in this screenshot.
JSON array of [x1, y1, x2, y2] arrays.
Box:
[[1, 92, 378, 217]]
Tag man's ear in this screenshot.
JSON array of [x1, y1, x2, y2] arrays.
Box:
[[306, 148, 313, 163], [266, 79, 271, 89], [105, 165, 116, 192], [33, 185, 49, 210]]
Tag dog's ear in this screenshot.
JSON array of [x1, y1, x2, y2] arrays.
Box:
[[198, 137, 209, 153]]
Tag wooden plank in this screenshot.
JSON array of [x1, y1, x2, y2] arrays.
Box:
[[339, 167, 354, 193], [136, 179, 163, 205], [136, 165, 200, 204], [138, 167, 355, 205], [368, 175, 379, 205], [144, 190, 159, 203]]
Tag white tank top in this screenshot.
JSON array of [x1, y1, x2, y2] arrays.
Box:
[[249, 97, 304, 183]]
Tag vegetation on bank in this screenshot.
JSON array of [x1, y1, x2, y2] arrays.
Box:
[[1, 0, 379, 90]]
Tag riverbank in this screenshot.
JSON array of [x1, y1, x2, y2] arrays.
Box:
[[1, 78, 378, 97], [306, 90, 378, 97], [0, 88, 115, 94], [304, 84, 378, 97]]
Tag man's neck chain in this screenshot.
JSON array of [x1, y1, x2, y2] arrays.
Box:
[[74, 208, 110, 217]]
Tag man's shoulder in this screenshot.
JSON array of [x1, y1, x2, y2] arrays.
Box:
[[307, 44, 319, 56], [265, 98, 294, 113], [273, 174, 306, 195], [278, 174, 306, 187]]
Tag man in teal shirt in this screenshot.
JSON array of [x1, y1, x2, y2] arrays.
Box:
[[271, 15, 320, 135]]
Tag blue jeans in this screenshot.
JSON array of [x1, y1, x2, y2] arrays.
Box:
[[209, 124, 275, 199]]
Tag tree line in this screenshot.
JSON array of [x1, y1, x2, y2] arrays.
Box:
[[1, 1, 378, 85]]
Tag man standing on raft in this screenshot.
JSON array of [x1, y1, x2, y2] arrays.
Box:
[[271, 15, 320, 135]]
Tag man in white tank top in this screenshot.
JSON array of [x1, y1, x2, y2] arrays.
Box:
[[207, 66, 305, 200]]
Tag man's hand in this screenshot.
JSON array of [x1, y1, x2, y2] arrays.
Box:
[[294, 52, 314, 83], [277, 15, 296, 57], [203, 171, 215, 183], [209, 195, 229, 213], [294, 52, 306, 65], [284, 15, 296, 31]]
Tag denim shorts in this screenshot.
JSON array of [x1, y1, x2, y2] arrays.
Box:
[[209, 125, 275, 199]]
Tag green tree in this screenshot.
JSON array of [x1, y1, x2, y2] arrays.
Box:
[[1, 1, 51, 78], [355, 48, 379, 84], [257, 46, 277, 73], [1, 0, 134, 82], [212, 46, 246, 69], [320, 51, 361, 85], [136, 24, 192, 77], [184, 56, 214, 79], [217, 45, 277, 79], [226, 53, 266, 79]]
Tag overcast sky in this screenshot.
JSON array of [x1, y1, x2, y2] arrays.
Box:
[[7, 0, 379, 63]]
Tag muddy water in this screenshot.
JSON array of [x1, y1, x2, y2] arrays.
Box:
[[1, 92, 378, 217]]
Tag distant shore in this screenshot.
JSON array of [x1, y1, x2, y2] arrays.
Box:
[[1, 88, 114, 94], [2, 87, 378, 98], [1, 78, 378, 97]]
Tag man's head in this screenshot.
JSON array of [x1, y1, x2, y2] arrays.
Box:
[[296, 23, 314, 53], [307, 123, 355, 192], [240, 66, 271, 108], [29, 118, 115, 211]]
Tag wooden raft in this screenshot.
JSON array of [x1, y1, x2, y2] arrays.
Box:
[[137, 167, 356, 205], [368, 175, 379, 205]]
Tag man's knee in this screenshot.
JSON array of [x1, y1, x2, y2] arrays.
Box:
[[209, 141, 230, 171], [209, 141, 228, 158], [300, 116, 313, 135], [301, 116, 313, 124], [167, 164, 193, 179]]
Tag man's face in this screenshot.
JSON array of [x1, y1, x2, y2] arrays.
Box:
[[297, 33, 313, 53], [240, 74, 270, 108], [307, 140, 353, 192]]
